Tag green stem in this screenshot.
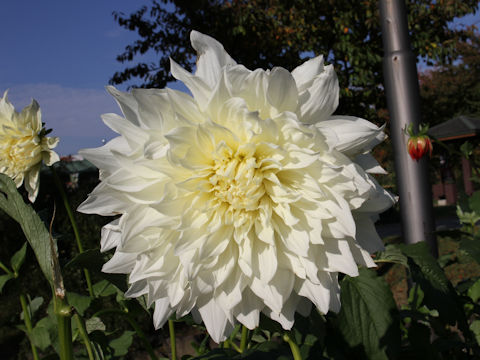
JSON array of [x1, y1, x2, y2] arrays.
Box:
[[51, 166, 94, 297], [55, 296, 74, 360], [168, 319, 177, 360], [0, 261, 13, 276], [283, 332, 302, 360], [19, 294, 40, 360], [92, 308, 158, 360], [74, 313, 95, 360], [229, 341, 242, 353], [239, 325, 249, 353]]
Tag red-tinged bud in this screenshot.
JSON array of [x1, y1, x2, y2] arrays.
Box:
[[407, 135, 433, 161], [405, 123, 433, 161]]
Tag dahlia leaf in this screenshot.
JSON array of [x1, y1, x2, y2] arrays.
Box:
[[460, 238, 480, 264], [30, 323, 52, 351], [374, 244, 409, 268], [85, 317, 106, 334], [400, 242, 467, 329], [468, 190, 480, 213], [10, 241, 27, 273], [337, 267, 400, 360], [109, 330, 135, 357], [20, 296, 44, 320], [66, 249, 127, 292], [66, 292, 92, 317], [189, 348, 239, 359], [468, 278, 480, 302], [0, 274, 13, 293], [0, 173, 54, 286]]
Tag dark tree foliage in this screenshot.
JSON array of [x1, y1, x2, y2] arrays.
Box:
[[110, 0, 479, 125], [420, 26, 480, 125]]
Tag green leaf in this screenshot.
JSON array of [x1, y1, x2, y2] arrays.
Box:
[[242, 340, 290, 359], [93, 279, 118, 297], [31, 323, 52, 351], [336, 267, 400, 360], [66, 292, 92, 316], [468, 190, 480, 213], [470, 320, 480, 346], [85, 317, 106, 334], [65, 248, 106, 270], [31, 316, 57, 351], [67, 249, 127, 292], [468, 278, 480, 302], [109, 330, 135, 356], [374, 244, 409, 268], [0, 174, 54, 285], [189, 348, 239, 359], [400, 242, 467, 328], [21, 296, 44, 320], [0, 274, 13, 293], [459, 239, 480, 264], [10, 242, 27, 274]]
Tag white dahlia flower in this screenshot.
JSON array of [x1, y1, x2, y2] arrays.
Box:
[[0, 92, 59, 202], [78, 31, 394, 342]]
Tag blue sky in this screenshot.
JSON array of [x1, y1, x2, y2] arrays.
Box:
[[1, 1, 158, 155], [1, 2, 479, 155]]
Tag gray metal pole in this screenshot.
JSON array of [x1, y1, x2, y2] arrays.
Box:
[[379, 0, 437, 256]]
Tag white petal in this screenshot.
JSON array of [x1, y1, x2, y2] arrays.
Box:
[[352, 212, 385, 253], [295, 275, 331, 314], [354, 153, 387, 174], [153, 298, 174, 329], [102, 251, 137, 273], [190, 30, 236, 88], [323, 238, 359, 277], [292, 55, 324, 91], [263, 297, 298, 330], [266, 67, 298, 114], [100, 218, 121, 252], [297, 64, 339, 123], [24, 165, 40, 202], [102, 113, 148, 150], [233, 287, 262, 329], [316, 116, 386, 156], [197, 298, 234, 343], [170, 58, 211, 110], [106, 86, 140, 126]]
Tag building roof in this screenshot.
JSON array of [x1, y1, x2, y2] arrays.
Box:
[[428, 115, 480, 141]]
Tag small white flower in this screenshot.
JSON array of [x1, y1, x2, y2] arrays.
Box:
[[0, 92, 59, 202], [79, 31, 394, 342]]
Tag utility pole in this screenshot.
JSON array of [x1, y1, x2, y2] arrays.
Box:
[[379, 0, 437, 256]]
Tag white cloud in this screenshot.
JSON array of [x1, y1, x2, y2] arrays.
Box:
[[3, 84, 119, 155]]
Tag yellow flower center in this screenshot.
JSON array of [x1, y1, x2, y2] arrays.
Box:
[[209, 141, 265, 211], [0, 134, 38, 175]]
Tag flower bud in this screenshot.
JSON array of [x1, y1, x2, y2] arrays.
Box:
[[407, 135, 433, 161]]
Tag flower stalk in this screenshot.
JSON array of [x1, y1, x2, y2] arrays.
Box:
[[51, 166, 94, 297], [55, 296, 74, 360], [0, 261, 13, 276], [19, 294, 40, 360], [74, 313, 95, 360], [168, 319, 177, 360], [239, 325, 249, 353], [283, 332, 302, 360]]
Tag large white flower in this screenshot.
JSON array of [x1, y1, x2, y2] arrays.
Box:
[[78, 31, 394, 343], [0, 92, 59, 202]]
